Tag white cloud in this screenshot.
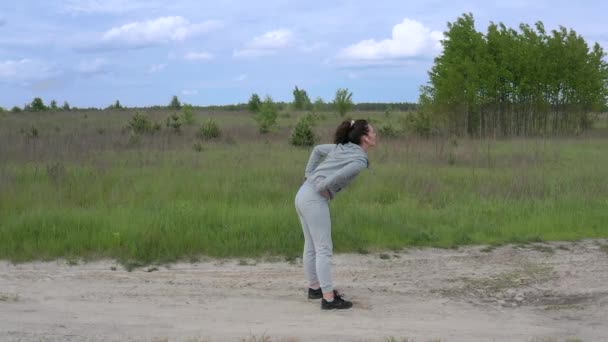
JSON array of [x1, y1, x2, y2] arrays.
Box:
[[148, 63, 167, 73], [0, 59, 60, 84], [233, 29, 294, 58], [182, 89, 198, 95], [336, 19, 442, 64], [99, 16, 221, 49], [75, 58, 107, 75], [62, 0, 159, 14], [184, 51, 213, 60]]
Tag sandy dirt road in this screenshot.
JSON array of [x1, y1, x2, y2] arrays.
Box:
[[1, 240, 607, 341]]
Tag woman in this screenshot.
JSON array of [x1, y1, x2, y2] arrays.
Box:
[[295, 119, 377, 310]]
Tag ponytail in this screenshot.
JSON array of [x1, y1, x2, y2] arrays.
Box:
[[334, 119, 369, 145]]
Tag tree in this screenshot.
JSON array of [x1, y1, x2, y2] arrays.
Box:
[[248, 93, 262, 113], [291, 114, 316, 147], [62, 101, 71, 111], [422, 12, 608, 137], [181, 104, 195, 125], [254, 96, 278, 133], [169, 95, 181, 109], [292, 86, 312, 110], [334, 88, 353, 117], [30, 97, 46, 111], [11, 106, 22, 113], [50, 100, 58, 111]]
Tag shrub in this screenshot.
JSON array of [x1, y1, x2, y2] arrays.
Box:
[[400, 111, 433, 138], [291, 114, 316, 147], [378, 123, 400, 138], [197, 119, 221, 140], [334, 88, 353, 117], [181, 104, 195, 125], [165, 113, 182, 133], [248, 93, 261, 113], [254, 96, 278, 133], [128, 112, 153, 135]]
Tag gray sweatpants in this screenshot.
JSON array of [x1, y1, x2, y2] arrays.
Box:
[[294, 181, 334, 293]]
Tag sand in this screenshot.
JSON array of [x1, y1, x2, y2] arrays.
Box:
[[1, 240, 607, 341]]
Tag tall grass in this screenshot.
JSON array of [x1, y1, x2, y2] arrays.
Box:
[[1, 109, 607, 264]]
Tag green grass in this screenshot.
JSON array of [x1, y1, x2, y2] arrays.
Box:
[[1, 109, 608, 265]]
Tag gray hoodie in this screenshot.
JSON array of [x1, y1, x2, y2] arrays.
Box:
[[304, 142, 369, 200]]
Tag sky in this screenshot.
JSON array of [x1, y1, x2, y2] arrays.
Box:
[[1, 0, 607, 108]]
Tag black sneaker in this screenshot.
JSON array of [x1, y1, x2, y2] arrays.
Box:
[[308, 287, 323, 299], [321, 292, 353, 310]]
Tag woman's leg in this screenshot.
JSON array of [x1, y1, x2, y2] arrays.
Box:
[[296, 206, 319, 288], [303, 200, 333, 295]]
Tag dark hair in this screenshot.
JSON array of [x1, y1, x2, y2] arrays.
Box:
[[334, 119, 369, 145]]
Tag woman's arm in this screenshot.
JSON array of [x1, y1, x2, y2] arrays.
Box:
[[304, 144, 334, 179], [315, 159, 367, 198]]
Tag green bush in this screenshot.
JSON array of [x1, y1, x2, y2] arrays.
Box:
[[400, 111, 433, 138], [197, 119, 221, 140], [248, 93, 261, 113], [291, 114, 316, 147], [181, 104, 195, 125], [255, 96, 278, 134], [128, 112, 153, 135], [378, 123, 400, 138], [165, 113, 182, 133]]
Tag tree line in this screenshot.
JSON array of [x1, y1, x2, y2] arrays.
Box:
[[422, 13, 608, 137], [3, 93, 417, 114]]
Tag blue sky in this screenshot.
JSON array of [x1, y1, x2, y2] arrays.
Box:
[[1, 0, 607, 108]]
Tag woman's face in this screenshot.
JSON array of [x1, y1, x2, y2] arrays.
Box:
[[363, 124, 377, 148]]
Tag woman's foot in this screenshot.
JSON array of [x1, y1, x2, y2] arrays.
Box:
[[307, 287, 323, 299], [321, 291, 352, 310]]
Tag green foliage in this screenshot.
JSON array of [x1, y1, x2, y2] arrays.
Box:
[[3, 126, 608, 264], [30, 97, 46, 112], [165, 113, 182, 133], [334, 88, 353, 117], [181, 104, 195, 125], [291, 114, 317, 147], [197, 118, 221, 140], [426, 13, 608, 137], [378, 123, 400, 138], [248, 93, 262, 113], [292, 86, 312, 110], [400, 111, 434, 138], [313, 97, 326, 112], [254, 96, 278, 133], [128, 112, 153, 135], [169, 95, 181, 110], [11, 106, 22, 113], [62, 101, 71, 111], [50, 100, 58, 111], [108, 100, 123, 110]]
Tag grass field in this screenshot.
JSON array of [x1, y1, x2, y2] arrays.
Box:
[[1, 109, 607, 265]]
